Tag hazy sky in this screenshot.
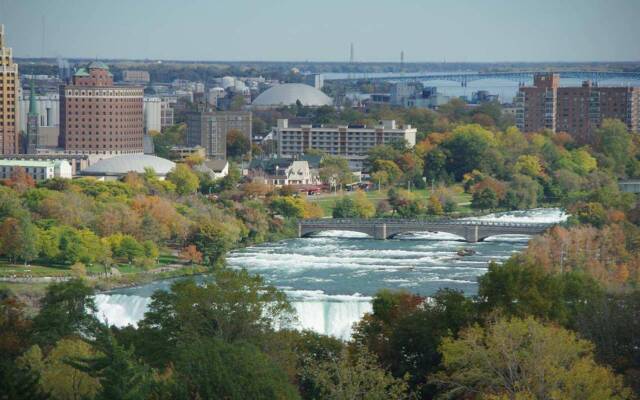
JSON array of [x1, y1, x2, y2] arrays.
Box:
[[2, 0, 639, 62]]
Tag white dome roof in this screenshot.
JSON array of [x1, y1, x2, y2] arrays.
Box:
[[82, 154, 176, 176], [252, 83, 332, 108]]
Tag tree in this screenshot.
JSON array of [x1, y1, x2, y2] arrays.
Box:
[[333, 192, 375, 218], [477, 257, 602, 325], [19, 339, 101, 400], [68, 328, 153, 400], [441, 124, 495, 181], [226, 129, 251, 160], [594, 119, 634, 176], [436, 317, 632, 399], [193, 218, 243, 266], [172, 337, 300, 400], [471, 187, 498, 211], [138, 269, 293, 349], [319, 155, 353, 187], [304, 346, 409, 400], [372, 160, 402, 185], [167, 164, 199, 195], [0, 217, 39, 265], [270, 196, 306, 219], [514, 154, 544, 177], [4, 166, 36, 192], [31, 280, 98, 348], [427, 194, 444, 215], [352, 289, 475, 397], [179, 245, 203, 264]]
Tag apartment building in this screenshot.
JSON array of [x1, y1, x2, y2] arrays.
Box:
[[0, 159, 72, 180], [275, 119, 417, 170], [516, 73, 640, 143]]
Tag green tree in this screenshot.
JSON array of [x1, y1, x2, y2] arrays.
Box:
[[31, 280, 98, 348], [319, 155, 353, 187], [436, 317, 632, 399], [595, 119, 634, 176], [304, 346, 409, 400], [471, 187, 498, 211], [167, 164, 199, 195], [19, 339, 101, 400], [172, 337, 300, 399], [226, 129, 251, 160], [69, 328, 154, 400]]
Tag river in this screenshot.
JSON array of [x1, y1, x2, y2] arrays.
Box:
[[94, 208, 567, 340]]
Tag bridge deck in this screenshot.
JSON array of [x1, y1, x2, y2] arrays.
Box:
[[298, 218, 555, 242]]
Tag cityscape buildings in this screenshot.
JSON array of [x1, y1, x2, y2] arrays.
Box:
[[0, 25, 19, 154], [185, 111, 252, 159], [59, 62, 144, 156], [516, 73, 640, 143], [275, 119, 417, 169]]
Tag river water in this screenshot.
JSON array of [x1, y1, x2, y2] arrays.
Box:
[[94, 208, 567, 339]]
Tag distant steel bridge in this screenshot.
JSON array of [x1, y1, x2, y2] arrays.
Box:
[[324, 71, 640, 86], [298, 218, 556, 242]]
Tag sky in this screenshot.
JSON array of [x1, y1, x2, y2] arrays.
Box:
[[2, 0, 640, 62]]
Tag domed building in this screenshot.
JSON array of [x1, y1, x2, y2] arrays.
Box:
[[252, 83, 333, 109], [81, 154, 176, 180]]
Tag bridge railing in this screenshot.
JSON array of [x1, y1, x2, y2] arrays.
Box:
[[300, 218, 555, 228]]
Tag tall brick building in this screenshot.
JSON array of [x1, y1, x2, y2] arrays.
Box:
[[60, 62, 144, 156], [516, 73, 640, 143], [0, 25, 20, 155]]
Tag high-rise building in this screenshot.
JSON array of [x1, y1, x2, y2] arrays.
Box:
[[186, 111, 251, 159], [0, 25, 20, 154], [516, 73, 640, 143], [275, 119, 417, 170], [26, 81, 39, 154], [59, 62, 144, 156]]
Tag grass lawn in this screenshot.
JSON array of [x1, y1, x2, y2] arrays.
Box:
[[306, 185, 473, 217], [0, 263, 73, 278]]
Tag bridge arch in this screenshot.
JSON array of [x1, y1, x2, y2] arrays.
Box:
[[385, 230, 466, 241], [300, 228, 373, 238]]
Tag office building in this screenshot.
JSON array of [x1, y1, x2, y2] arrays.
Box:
[[275, 119, 417, 170], [389, 82, 450, 110], [516, 73, 640, 143], [0, 25, 20, 154], [122, 70, 150, 84], [186, 111, 251, 159], [59, 61, 144, 156], [0, 159, 72, 180]]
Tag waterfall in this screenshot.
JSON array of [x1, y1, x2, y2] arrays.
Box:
[[94, 292, 372, 340]]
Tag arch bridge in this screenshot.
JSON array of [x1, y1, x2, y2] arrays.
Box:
[[298, 219, 555, 242]]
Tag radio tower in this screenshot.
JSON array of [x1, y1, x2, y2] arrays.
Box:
[[349, 43, 354, 63], [400, 50, 404, 73]]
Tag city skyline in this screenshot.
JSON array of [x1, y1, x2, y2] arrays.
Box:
[[2, 0, 640, 63]]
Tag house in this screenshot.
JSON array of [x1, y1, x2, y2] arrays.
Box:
[[249, 158, 319, 187], [194, 159, 229, 180]]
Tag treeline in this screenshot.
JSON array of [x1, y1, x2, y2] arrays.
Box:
[[1, 258, 638, 399], [0, 159, 322, 272]]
